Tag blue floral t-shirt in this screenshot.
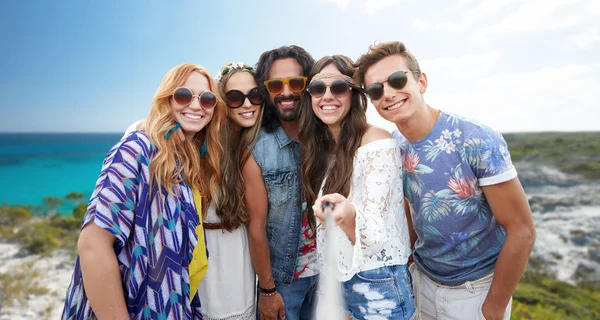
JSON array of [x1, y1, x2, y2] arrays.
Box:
[[393, 111, 517, 286]]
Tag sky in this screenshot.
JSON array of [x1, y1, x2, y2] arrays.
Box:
[[0, 0, 598, 133]]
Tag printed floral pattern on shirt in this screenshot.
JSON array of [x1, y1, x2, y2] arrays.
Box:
[[294, 200, 319, 278], [393, 111, 517, 285]]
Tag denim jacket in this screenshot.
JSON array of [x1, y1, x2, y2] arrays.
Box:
[[251, 126, 303, 285]]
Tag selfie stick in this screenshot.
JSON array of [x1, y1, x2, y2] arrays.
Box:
[[319, 201, 345, 320]]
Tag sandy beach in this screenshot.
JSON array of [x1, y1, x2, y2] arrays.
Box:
[[0, 243, 72, 319]]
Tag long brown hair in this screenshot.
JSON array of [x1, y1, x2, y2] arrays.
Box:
[[298, 55, 368, 235], [145, 63, 226, 217], [215, 67, 264, 231]]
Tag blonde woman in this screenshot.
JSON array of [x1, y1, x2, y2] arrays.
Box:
[[197, 62, 264, 320], [62, 63, 226, 319]]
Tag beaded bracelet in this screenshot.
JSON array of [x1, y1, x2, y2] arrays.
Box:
[[260, 291, 277, 297]]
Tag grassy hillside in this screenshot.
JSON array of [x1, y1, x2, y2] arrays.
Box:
[[511, 266, 600, 320], [504, 132, 600, 180]]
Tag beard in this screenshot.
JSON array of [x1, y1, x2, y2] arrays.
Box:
[[271, 94, 302, 122]]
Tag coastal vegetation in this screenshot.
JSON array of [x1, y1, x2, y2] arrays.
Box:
[[0, 193, 84, 311], [504, 131, 600, 180], [0, 196, 84, 256], [1, 132, 599, 317], [510, 257, 600, 319], [1, 193, 599, 318]]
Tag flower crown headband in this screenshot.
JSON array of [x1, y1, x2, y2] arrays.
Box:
[[215, 61, 254, 82]]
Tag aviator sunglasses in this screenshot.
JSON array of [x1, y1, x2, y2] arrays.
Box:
[[263, 76, 308, 95], [365, 70, 420, 101], [225, 87, 264, 108], [307, 79, 352, 99], [172, 87, 217, 109]]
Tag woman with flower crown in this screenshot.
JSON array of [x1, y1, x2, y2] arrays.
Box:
[[62, 63, 226, 319], [196, 62, 265, 320]]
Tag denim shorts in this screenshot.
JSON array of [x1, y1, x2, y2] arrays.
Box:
[[342, 264, 415, 320]]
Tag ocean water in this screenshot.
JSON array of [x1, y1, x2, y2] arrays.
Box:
[[0, 133, 123, 215]]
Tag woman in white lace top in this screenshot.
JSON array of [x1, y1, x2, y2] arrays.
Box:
[[298, 55, 415, 320]]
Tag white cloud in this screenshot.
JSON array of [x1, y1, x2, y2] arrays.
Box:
[[462, 0, 522, 26], [365, 56, 600, 132], [420, 51, 502, 78], [473, 0, 582, 42], [363, 0, 401, 15], [323, 0, 350, 8], [569, 25, 600, 49], [426, 63, 600, 132], [415, 0, 523, 33], [412, 18, 429, 32], [319, 0, 401, 13], [307, 0, 600, 133], [412, 0, 599, 46], [435, 21, 464, 32]]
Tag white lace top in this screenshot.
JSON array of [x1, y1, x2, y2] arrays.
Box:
[[316, 138, 411, 282]]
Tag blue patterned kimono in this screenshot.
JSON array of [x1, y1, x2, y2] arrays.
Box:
[[62, 131, 203, 319]]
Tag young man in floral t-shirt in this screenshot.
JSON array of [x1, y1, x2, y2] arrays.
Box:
[[355, 41, 536, 320]]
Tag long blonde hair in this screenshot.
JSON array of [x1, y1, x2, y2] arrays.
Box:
[[144, 63, 226, 216]]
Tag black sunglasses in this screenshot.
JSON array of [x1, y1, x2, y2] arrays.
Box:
[[307, 80, 352, 99], [225, 87, 263, 108], [365, 70, 420, 100]]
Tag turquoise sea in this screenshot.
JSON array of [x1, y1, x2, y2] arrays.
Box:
[[0, 133, 123, 215]]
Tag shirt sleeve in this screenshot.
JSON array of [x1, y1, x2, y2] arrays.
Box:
[[463, 126, 517, 186], [349, 140, 401, 260], [392, 130, 410, 196], [82, 131, 152, 247]]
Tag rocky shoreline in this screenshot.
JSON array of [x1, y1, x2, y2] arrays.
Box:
[[516, 163, 600, 283]]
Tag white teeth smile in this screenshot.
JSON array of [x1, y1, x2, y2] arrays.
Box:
[[280, 101, 294, 106], [239, 111, 255, 119], [386, 99, 406, 111], [321, 105, 338, 111], [183, 113, 203, 120]]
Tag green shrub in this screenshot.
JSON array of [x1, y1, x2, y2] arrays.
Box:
[[513, 270, 600, 319], [0, 205, 33, 225], [73, 203, 87, 219], [0, 195, 84, 256]]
